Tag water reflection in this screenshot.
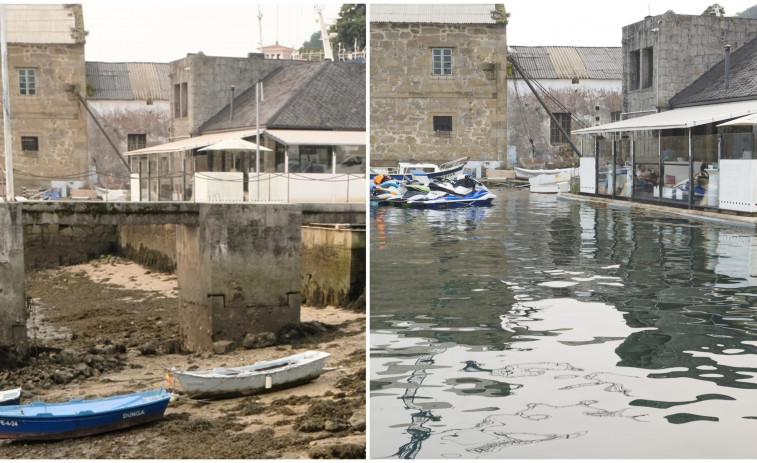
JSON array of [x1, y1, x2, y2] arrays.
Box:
[[370, 190, 757, 459]]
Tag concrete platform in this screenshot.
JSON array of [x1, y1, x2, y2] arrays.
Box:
[[558, 193, 757, 231]]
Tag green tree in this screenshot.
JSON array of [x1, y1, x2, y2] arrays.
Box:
[[329, 4, 366, 52], [300, 31, 323, 52], [702, 3, 725, 16]]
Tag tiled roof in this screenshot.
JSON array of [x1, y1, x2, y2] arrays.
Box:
[[86, 62, 170, 101], [370, 4, 499, 24], [200, 61, 365, 133], [509, 46, 621, 80], [669, 36, 757, 106], [6, 4, 83, 45]]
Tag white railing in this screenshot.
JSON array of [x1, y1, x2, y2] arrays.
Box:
[[248, 173, 366, 203]]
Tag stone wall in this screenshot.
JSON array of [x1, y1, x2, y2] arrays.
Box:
[[0, 204, 27, 364], [301, 225, 366, 311], [370, 19, 507, 167], [118, 224, 177, 273], [24, 223, 118, 269], [88, 100, 171, 189], [1, 34, 88, 193], [623, 12, 757, 114]]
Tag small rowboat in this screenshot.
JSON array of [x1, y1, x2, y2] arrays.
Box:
[[0, 388, 170, 441], [171, 350, 330, 400], [0, 388, 21, 406]]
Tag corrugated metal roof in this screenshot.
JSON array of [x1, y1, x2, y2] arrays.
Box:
[[5, 4, 80, 44], [509, 46, 621, 80], [547, 47, 589, 79], [371, 4, 499, 24], [86, 62, 169, 101]]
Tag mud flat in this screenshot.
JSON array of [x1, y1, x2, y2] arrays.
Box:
[[0, 257, 366, 459]]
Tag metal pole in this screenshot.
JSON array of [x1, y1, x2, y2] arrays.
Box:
[[256, 82, 260, 200], [688, 128, 694, 209], [1, 6, 14, 201]]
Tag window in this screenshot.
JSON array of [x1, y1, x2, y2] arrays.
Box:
[[173, 82, 188, 118], [433, 116, 453, 132], [127, 134, 146, 151], [550, 113, 571, 144], [21, 136, 38, 151], [642, 47, 654, 88], [630, 50, 640, 90], [432, 48, 452, 75], [611, 111, 622, 122], [18, 69, 35, 95]]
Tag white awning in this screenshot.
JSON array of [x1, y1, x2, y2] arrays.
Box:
[[574, 100, 757, 135], [717, 112, 757, 127], [124, 129, 262, 156], [263, 129, 366, 146]]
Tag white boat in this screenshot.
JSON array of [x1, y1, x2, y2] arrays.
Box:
[[370, 157, 469, 182], [95, 187, 127, 202], [0, 388, 20, 406], [170, 350, 330, 399], [529, 171, 573, 194], [515, 166, 576, 180]]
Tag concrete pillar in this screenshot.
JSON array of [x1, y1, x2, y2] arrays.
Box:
[[176, 203, 302, 351], [0, 203, 27, 363]]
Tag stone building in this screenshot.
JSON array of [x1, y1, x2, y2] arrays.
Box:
[[508, 46, 621, 168], [86, 62, 170, 189], [623, 11, 757, 116], [370, 4, 508, 168], [0, 4, 88, 196]]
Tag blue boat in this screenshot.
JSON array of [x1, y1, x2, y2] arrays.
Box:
[[0, 388, 170, 440]]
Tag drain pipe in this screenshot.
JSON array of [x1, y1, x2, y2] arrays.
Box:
[[724, 44, 731, 90], [229, 85, 235, 121]]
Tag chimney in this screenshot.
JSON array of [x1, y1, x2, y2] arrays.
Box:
[[725, 44, 731, 90]]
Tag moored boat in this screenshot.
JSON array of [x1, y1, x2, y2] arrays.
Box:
[[170, 350, 330, 400], [374, 175, 496, 209], [0, 388, 21, 406], [0, 388, 170, 441], [515, 166, 576, 180], [370, 156, 469, 182], [528, 170, 573, 194]]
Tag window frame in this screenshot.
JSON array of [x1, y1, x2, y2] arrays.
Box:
[[18, 68, 36, 96], [433, 115, 453, 132], [432, 48, 453, 76], [21, 136, 39, 152], [127, 134, 147, 152], [550, 113, 572, 145]]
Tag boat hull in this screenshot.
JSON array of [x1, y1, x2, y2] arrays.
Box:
[[173, 351, 330, 400], [0, 389, 170, 441]]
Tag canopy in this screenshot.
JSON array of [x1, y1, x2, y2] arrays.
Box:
[[574, 100, 757, 135], [124, 129, 262, 156], [264, 129, 366, 146], [717, 112, 757, 127], [198, 138, 271, 152]]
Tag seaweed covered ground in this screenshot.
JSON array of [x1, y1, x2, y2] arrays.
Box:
[[0, 257, 366, 459]]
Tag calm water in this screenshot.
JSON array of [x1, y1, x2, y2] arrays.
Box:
[[370, 189, 757, 459]]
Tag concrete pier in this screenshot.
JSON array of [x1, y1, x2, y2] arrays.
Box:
[[0, 201, 305, 359], [0, 204, 27, 363]]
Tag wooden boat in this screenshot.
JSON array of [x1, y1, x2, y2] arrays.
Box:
[[0, 388, 21, 406], [0, 388, 170, 441], [170, 350, 330, 400], [370, 157, 469, 182]]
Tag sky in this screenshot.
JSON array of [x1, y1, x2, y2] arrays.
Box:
[[82, 1, 342, 62], [43, 0, 757, 62], [505, 0, 757, 46]]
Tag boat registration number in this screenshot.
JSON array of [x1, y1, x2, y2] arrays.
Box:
[[0, 419, 18, 427]]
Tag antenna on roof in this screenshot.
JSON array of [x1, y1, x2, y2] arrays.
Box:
[[315, 6, 334, 61], [257, 5, 263, 52]]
